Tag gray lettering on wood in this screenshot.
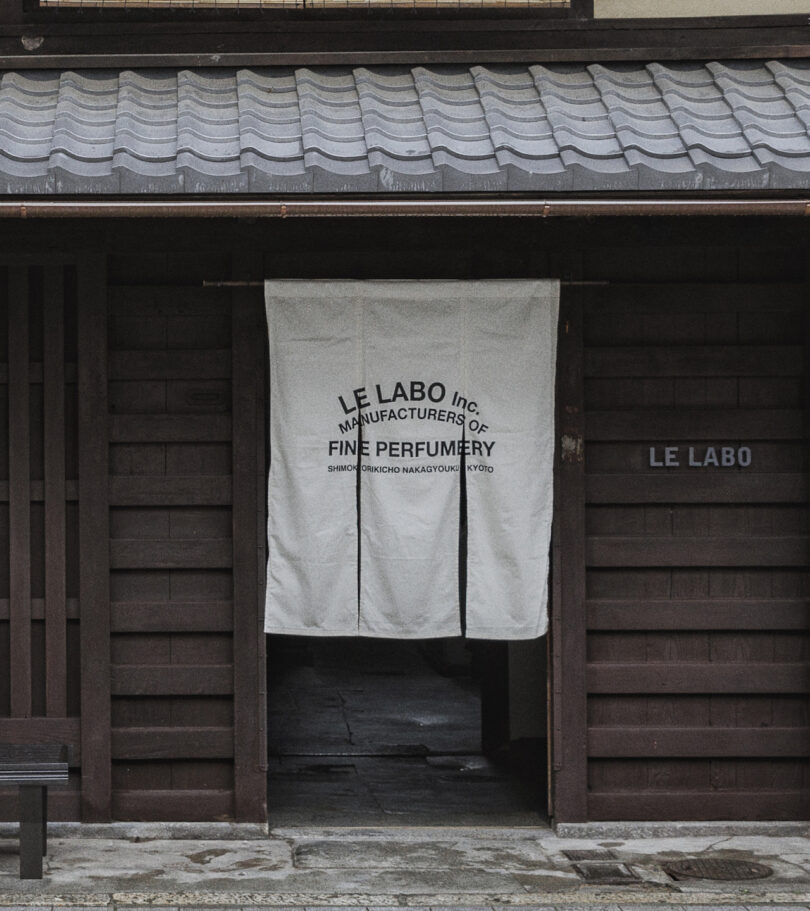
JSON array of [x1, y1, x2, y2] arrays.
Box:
[[648, 445, 752, 468]]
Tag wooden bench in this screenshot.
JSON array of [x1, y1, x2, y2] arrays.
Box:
[[0, 744, 69, 879]]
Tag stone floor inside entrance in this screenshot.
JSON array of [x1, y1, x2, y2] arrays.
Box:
[[266, 638, 546, 826]]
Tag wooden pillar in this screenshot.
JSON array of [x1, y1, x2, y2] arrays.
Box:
[[231, 255, 267, 822], [44, 267, 67, 718], [78, 256, 111, 822], [8, 267, 31, 719], [551, 283, 588, 822]]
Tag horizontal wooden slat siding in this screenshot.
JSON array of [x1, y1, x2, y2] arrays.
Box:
[[0, 788, 82, 822], [0, 481, 79, 502], [0, 597, 80, 620], [109, 351, 230, 380], [110, 415, 231, 442], [112, 727, 234, 760], [588, 663, 809, 694], [0, 717, 81, 764], [108, 285, 232, 319], [588, 536, 808, 567], [578, 271, 809, 823], [587, 283, 806, 317], [586, 346, 804, 377], [110, 477, 232, 506], [589, 727, 810, 757], [111, 602, 232, 633], [0, 262, 81, 822], [111, 665, 233, 696], [112, 790, 233, 822], [106, 276, 245, 823], [587, 473, 807, 504], [0, 363, 76, 384], [586, 600, 810, 630], [586, 410, 803, 441], [110, 539, 233, 570], [588, 792, 810, 821]]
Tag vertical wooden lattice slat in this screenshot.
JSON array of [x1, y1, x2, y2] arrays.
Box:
[[44, 267, 67, 718], [231, 280, 268, 822], [78, 257, 111, 821], [8, 267, 31, 718]]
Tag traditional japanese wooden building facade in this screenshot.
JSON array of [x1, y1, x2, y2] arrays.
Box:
[[0, 1, 808, 826]]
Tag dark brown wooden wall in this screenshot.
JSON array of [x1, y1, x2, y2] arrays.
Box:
[[105, 253, 266, 821], [554, 242, 810, 821], [0, 218, 807, 823], [4, 5, 810, 66], [0, 249, 266, 822], [0, 263, 82, 820]]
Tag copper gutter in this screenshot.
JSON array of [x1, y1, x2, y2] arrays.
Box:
[[4, 198, 810, 218]]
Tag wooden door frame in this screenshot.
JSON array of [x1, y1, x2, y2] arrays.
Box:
[[550, 283, 588, 823], [231, 263, 269, 822]]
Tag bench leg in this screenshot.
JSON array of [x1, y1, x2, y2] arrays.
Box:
[[19, 785, 44, 879]]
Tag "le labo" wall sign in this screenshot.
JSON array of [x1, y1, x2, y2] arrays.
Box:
[[649, 445, 752, 468]]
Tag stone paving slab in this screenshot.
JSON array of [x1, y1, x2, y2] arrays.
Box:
[[0, 827, 807, 907], [0, 903, 809, 910], [2, 896, 810, 907]]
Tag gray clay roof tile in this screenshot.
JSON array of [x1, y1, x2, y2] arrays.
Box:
[[1, 61, 810, 193]]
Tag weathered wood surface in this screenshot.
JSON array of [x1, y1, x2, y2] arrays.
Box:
[[589, 727, 810, 757], [104, 270, 252, 822], [8, 268, 30, 719], [587, 600, 809, 630], [1, 265, 81, 820], [231, 274, 268, 821], [110, 414, 232, 442], [111, 727, 234, 760], [581, 262, 809, 822], [78, 257, 112, 822], [111, 665, 234, 696], [1, 219, 807, 825], [588, 663, 809, 694], [0, 9, 809, 67], [550, 282, 587, 822], [44, 267, 67, 719]]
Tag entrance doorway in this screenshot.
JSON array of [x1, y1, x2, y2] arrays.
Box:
[[266, 636, 547, 825]]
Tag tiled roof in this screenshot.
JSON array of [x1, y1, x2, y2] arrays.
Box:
[[3, 61, 810, 194]]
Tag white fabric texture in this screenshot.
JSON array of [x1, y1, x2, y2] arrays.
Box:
[[265, 287, 360, 635], [463, 283, 559, 638], [265, 279, 559, 639]]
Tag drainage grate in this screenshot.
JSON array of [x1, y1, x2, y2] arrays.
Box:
[[572, 861, 639, 884], [563, 849, 617, 861], [663, 858, 774, 881]]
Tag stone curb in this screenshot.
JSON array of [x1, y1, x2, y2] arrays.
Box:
[[554, 822, 810, 839], [2, 822, 807, 841], [0, 824, 270, 841], [1, 894, 809, 907]]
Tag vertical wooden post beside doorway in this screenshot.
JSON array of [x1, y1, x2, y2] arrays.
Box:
[[550, 285, 587, 823], [78, 256, 112, 821], [231, 258, 268, 822]]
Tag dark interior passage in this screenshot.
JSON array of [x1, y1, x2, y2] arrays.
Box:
[[266, 637, 547, 826]]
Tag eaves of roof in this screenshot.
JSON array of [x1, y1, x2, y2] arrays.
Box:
[[3, 60, 810, 196]]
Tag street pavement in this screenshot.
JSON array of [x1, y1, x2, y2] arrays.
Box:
[[0, 823, 808, 910]]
